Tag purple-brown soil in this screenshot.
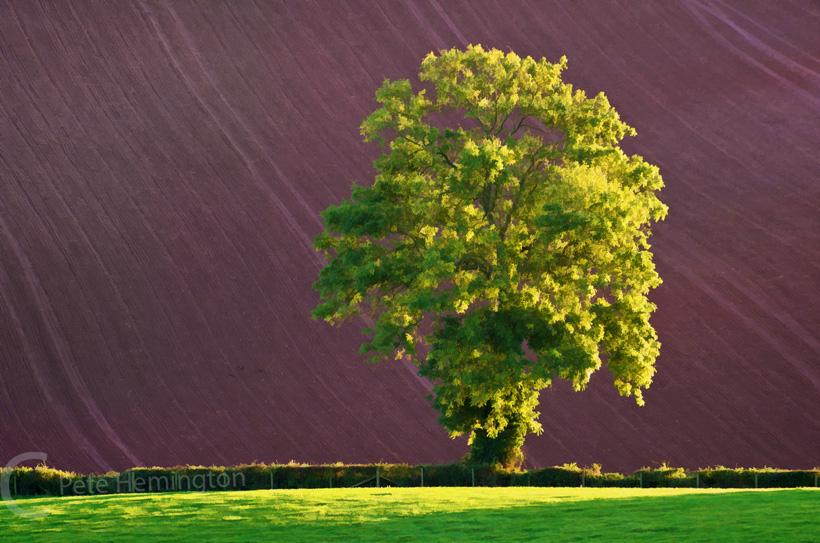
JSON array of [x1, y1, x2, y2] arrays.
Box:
[[1, 0, 818, 474]]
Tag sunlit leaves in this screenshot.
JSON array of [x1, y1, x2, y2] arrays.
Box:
[[313, 46, 667, 461]]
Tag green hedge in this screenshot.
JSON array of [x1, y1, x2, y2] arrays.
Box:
[[2, 463, 818, 497]]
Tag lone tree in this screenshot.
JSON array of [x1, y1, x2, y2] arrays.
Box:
[[312, 46, 667, 468]]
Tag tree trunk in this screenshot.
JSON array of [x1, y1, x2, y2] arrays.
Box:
[[469, 418, 527, 470]]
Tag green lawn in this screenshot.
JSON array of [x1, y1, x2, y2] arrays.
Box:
[[2, 487, 818, 542]]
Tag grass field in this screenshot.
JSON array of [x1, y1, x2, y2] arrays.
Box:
[[2, 487, 818, 542]]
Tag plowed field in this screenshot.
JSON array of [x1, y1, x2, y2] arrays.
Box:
[[1, 0, 818, 473]]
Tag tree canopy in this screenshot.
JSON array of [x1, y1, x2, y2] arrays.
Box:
[[312, 45, 667, 468]]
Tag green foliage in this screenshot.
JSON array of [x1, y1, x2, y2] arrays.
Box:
[[5, 463, 818, 496], [313, 45, 667, 466], [4, 463, 77, 496]]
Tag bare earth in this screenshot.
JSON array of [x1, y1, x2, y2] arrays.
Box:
[[0, 0, 818, 473]]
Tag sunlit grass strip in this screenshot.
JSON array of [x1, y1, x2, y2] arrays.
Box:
[[3, 487, 819, 542]]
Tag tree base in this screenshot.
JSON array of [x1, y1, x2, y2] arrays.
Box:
[[467, 422, 527, 470]]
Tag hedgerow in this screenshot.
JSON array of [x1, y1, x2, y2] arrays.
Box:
[[3, 462, 817, 497]]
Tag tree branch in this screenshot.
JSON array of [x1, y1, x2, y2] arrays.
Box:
[[500, 149, 546, 238], [509, 115, 529, 137], [488, 99, 499, 134], [494, 110, 513, 136], [438, 150, 457, 168]]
